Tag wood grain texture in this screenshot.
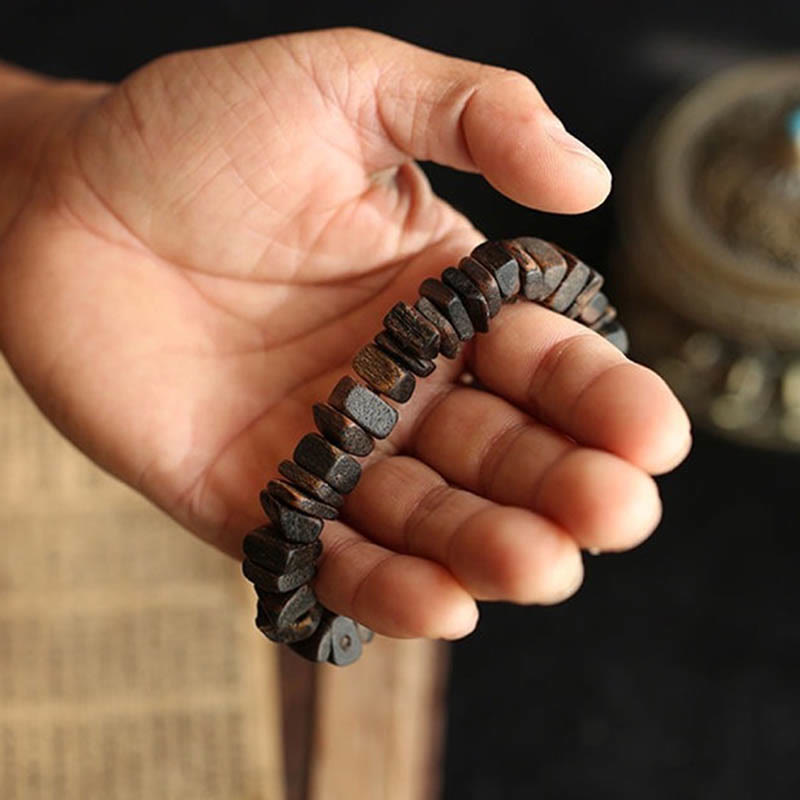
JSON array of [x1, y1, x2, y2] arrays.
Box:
[[418, 278, 474, 341], [512, 237, 567, 295], [470, 241, 520, 299], [442, 266, 490, 333], [353, 343, 416, 402], [383, 301, 441, 359], [458, 256, 502, 316], [278, 460, 344, 508], [414, 297, 461, 358], [374, 330, 436, 377], [308, 638, 450, 800]]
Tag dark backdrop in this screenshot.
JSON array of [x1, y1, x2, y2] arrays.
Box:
[[4, 2, 799, 797]]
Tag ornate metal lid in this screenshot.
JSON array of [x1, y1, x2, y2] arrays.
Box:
[[618, 57, 800, 449]]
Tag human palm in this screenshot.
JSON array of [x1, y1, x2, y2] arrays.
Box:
[[0, 29, 690, 639]]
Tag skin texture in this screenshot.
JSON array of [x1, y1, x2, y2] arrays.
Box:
[[0, 28, 691, 641]]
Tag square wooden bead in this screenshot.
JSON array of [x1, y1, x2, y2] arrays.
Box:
[[243, 524, 322, 573], [257, 602, 322, 644], [418, 278, 474, 341], [541, 248, 591, 313], [260, 491, 324, 543], [265, 480, 339, 520], [501, 240, 545, 301], [255, 583, 317, 630], [565, 269, 604, 319], [383, 301, 441, 359], [328, 376, 398, 439], [374, 330, 435, 377], [470, 241, 520, 300], [243, 557, 316, 593], [512, 237, 567, 295], [289, 614, 334, 661], [327, 614, 363, 666], [414, 297, 461, 358], [577, 291, 609, 326], [442, 266, 490, 333], [353, 343, 416, 403], [278, 460, 344, 508], [293, 433, 362, 494], [458, 256, 502, 317], [313, 402, 374, 457]]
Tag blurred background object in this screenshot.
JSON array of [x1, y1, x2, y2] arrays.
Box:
[[619, 57, 800, 450]]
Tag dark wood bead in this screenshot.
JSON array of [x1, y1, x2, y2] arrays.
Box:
[[278, 460, 344, 509], [374, 331, 435, 377], [578, 291, 609, 326], [293, 433, 362, 494], [313, 403, 374, 457], [257, 602, 323, 644], [328, 376, 398, 439], [418, 278, 474, 341], [328, 614, 363, 666], [356, 623, 375, 644], [414, 297, 461, 358], [353, 343, 416, 403], [470, 241, 520, 300], [243, 524, 322, 573], [266, 480, 339, 520], [598, 321, 629, 354], [289, 612, 334, 661], [255, 583, 317, 630], [541, 249, 592, 313], [458, 257, 502, 317], [442, 266, 490, 333], [573, 268, 604, 308], [512, 237, 567, 295], [260, 491, 324, 543], [501, 240, 545, 301], [243, 557, 316, 593], [590, 304, 618, 330], [383, 301, 441, 359]]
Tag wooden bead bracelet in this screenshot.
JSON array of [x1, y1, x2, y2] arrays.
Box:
[[240, 237, 628, 666]]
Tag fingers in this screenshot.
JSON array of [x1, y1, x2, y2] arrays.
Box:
[[469, 302, 692, 474], [409, 387, 662, 552], [344, 456, 584, 605], [315, 520, 479, 640], [281, 27, 611, 213]]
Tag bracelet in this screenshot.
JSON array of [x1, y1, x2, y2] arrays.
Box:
[[240, 236, 628, 666]]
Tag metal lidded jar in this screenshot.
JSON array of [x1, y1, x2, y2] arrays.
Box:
[[618, 57, 800, 450]]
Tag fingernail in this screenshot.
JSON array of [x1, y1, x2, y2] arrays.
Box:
[[542, 116, 610, 174]]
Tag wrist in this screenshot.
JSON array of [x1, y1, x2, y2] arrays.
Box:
[[0, 64, 109, 236]]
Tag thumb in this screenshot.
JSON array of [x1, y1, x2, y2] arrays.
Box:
[[290, 27, 612, 213]]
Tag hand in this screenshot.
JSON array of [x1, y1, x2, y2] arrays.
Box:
[[0, 28, 690, 640]]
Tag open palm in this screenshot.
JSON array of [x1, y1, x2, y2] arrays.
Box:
[[0, 29, 690, 639]]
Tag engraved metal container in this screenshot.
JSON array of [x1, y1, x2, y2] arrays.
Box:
[[618, 57, 800, 450]]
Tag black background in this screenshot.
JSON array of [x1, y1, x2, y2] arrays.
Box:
[[4, 2, 800, 797]]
